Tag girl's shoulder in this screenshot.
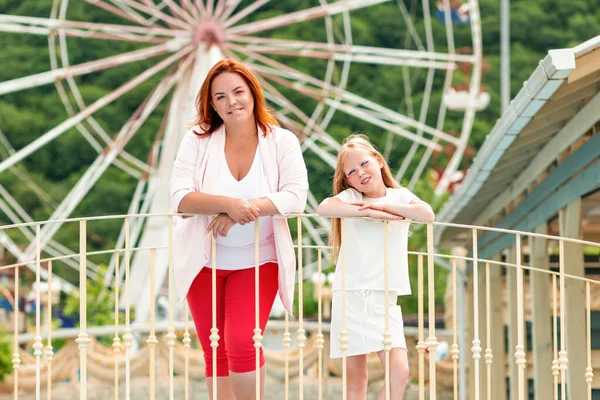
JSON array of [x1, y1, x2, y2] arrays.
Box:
[[387, 186, 419, 204], [335, 187, 362, 203]]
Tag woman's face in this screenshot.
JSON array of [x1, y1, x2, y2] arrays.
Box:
[[210, 72, 255, 126], [342, 148, 385, 198]]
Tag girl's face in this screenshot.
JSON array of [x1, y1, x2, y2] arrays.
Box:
[[342, 148, 386, 198], [210, 72, 255, 126]]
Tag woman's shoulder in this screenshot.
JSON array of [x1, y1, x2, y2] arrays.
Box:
[[267, 125, 300, 145]]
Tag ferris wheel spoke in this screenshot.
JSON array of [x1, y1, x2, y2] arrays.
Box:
[[227, 0, 391, 36], [0, 41, 184, 96], [218, 0, 240, 20], [223, 0, 270, 28], [83, 0, 161, 27], [395, 67, 436, 182], [193, 0, 206, 15], [154, 0, 198, 26], [178, 0, 201, 19], [229, 35, 474, 67], [395, 0, 424, 51], [119, 0, 193, 29], [85, 0, 191, 30], [106, 0, 163, 27], [0, 44, 193, 175], [21, 52, 195, 260], [236, 47, 453, 148], [0, 14, 189, 40]]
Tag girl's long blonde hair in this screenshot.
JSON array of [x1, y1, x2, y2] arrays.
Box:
[[329, 134, 400, 261]]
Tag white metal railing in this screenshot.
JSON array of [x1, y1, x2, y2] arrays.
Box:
[[1, 212, 599, 399]]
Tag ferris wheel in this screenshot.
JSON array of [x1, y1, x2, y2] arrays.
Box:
[[0, 0, 483, 319]]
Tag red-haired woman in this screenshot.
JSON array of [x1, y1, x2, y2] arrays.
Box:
[[170, 59, 308, 399]]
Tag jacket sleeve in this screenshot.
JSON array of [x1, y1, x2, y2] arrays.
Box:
[[265, 131, 309, 216], [170, 130, 200, 214]]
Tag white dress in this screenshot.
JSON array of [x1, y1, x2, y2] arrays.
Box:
[[329, 187, 417, 359]]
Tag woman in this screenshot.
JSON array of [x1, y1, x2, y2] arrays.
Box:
[[170, 59, 308, 400]]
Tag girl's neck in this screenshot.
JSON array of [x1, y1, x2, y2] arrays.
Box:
[[224, 119, 258, 141], [363, 185, 387, 199]]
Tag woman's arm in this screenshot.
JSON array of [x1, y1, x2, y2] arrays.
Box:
[[264, 130, 309, 215]]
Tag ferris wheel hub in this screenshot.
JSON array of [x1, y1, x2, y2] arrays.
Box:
[[194, 20, 226, 48]]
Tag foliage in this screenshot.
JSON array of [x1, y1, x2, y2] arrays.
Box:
[[62, 267, 131, 345], [0, 333, 11, 382]]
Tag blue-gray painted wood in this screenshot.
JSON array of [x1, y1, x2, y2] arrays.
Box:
[[479, 160, 600, 260], [478, 132, 600, 251]]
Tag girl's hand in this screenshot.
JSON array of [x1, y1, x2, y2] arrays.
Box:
[[226, 198, 260, 225], [352, 202, 405, 220], [352, 202, 386, 212], [366, 209, 405, 221], [207, 213, 237, 237]]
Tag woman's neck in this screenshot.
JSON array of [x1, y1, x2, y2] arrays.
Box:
[[224, 120, 258, 140]]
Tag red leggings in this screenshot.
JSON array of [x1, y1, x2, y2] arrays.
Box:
[[187, 262, 279, 377]]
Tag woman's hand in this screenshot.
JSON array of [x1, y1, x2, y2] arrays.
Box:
[[207, 213, 237, 237], [352, 202, 405, 221], [226, 198, 260, 225]]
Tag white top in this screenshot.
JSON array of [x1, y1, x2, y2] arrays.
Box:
[[206, 147, 276, 270], [332, 187, 418, 295]]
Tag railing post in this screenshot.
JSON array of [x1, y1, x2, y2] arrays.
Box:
[[210, 219, 219, 400], [76, 220, 91, 400], [558, 239, 568, 400], [147, 248, 158, 400], [296, 216, 306, 400], [316, 248, 325, 400], [451, 259, 459, 400], [484, 262, 492, 400], [12, 265, 20, 400], [585, 281, 594, 400], [471, 229, 481, 400], [514, 234, 526, 400], [166, 216, 176, 400], [340, 218, 348, 400], [123, 218, 133, 400], [551, 274, 559, 400], [416, 254, 426, 400], [382, 221, 391, 400], [426, 223, 439, 400], [254, 221, 263, 400], [45, 260, 54, 400], [113, 252, 120, 400], [33, 224, 43, 400]]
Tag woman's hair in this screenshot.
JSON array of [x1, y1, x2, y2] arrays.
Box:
[[329, 134, 400, 261], [193, 59, 278, 136]]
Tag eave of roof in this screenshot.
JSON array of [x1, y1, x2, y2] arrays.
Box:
[[435, 35, 600, 246]]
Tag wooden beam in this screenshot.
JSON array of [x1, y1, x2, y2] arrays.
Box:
[[558, 200, 586, 400], [530, 224, 553, 400], [568, 48, 600, 83], [489, 255, 507, 400]]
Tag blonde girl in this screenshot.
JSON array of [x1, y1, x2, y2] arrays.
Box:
[[318, 134, 434, 400]]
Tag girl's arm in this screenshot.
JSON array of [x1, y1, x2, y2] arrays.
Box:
[[355, 198, 435, 222], [318, 197, 404, 220]]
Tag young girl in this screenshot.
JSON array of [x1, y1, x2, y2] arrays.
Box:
[[317, 134, 435, 400]]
